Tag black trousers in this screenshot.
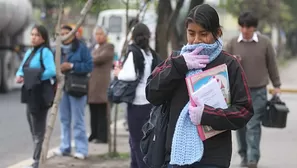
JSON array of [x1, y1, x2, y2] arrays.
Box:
[[88, 103, 108, 142], [26, 105, 48, 167], [128, 103, 152, 168]]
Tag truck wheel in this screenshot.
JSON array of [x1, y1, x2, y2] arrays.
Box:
[[0, 51, 17, 93]]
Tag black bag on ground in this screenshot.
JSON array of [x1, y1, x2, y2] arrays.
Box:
[[140, 103, 169, 168], [64, 72, 89, 97], [262, 95, 289, 128]]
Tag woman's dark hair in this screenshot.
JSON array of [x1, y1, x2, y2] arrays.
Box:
[[32, 25, 51, 48], [132, 23, 151, 52], [61, 24, 80, 52], [186, 4, 221, 40], [238, 11, 258, 28]]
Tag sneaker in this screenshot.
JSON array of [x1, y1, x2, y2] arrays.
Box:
[[53, 149, 70, 156], [73, 153, 86, 160], [247, 161, 258, 168], [240, 158, 248, 167]]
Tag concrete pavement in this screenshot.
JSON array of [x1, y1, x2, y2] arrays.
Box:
[[43, 120, 130, 168]]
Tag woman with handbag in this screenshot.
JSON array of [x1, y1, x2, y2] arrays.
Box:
[[113, 23, 160, 168], [16, 25, 56, 168], [54, 25, 93, 159], [88, 26, 114, 143]]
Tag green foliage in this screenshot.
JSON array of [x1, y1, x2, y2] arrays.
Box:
[[219, 0, 280, 25], [219, 0, 297, 32]]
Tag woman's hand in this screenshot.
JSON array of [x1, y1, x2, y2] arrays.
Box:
[[113, 66, 122, 77], [189, 97, 205, 125], [16, 76, 24, 83], [183, 47, 210, 70], [61, 62, 73, 72]]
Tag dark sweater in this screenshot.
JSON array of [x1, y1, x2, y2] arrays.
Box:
[[225, 34, 281, 88]]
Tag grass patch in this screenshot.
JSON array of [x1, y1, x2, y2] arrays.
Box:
[[98, 152, 130, 160]]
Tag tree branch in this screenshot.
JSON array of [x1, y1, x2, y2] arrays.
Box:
[[38, 1, 94, 167], [38, 1, 64, 167], [62, 0, 93, 42], [120, 0, 151, 58]]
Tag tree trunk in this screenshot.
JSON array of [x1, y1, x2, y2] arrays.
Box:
[[156, 0, 172, 60], [189, 0, 204, 9], [39, 2, 64, 167], [112, 104, 118, 155], [38, 1, 93, 167], [169, 0, 204, 53], [107, 103, 112, 153]]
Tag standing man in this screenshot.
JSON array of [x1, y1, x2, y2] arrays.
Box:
[[225, 12, 281, 168]]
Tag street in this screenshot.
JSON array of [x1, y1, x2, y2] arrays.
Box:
[[0, 90, 61, 168]]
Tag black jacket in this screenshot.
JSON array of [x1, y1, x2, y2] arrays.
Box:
[[123, 43, 161, 77], [145, 51, 254, 167]]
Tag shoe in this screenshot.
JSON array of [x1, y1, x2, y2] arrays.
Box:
[[247, 162, 258, 168], [24, 162, 38, 168], [53, 149, 70, 156], [73, 153, 86, 160], [93, 139, 107, 144], [240, 158, 248, 167], [88, 135, 95, 142]]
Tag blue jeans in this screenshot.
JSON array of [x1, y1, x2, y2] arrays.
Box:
[[59, 92, 88, 156], [236, 87, 267, 163]]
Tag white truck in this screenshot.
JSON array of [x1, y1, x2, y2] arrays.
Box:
[[96, 9, 157, 58], [0, 0, 33, 92]]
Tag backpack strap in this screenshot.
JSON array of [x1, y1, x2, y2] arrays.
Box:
[[39, 47, 45, 70]]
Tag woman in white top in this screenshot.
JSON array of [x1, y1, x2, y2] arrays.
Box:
[[114, 23, 160, 168]]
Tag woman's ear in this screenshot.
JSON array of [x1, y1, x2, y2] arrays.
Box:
[[217, 28, 223, 37]]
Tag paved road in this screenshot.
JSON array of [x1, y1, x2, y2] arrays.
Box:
[[0, 89, 126, 168], [230, 94, 297, 168]]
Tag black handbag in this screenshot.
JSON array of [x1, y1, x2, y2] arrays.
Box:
[[107, 77, 140, 104], [21, 47, 55, 109], [64, 72, 89, 97], [262, 95, 290, 128], [140, 103, 170, 168]]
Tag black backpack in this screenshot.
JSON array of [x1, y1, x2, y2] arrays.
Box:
[[140, 103, 170, 168]]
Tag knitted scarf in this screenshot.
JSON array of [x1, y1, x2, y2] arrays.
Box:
[[170, 38, 223, 166]]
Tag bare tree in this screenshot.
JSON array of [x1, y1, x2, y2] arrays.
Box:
[[156, 0, 204, 60], [38, 0, 94, 167], [155, 0, 185, 60]]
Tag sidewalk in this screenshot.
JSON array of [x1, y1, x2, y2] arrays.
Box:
[[44, 120, 130, 168]]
